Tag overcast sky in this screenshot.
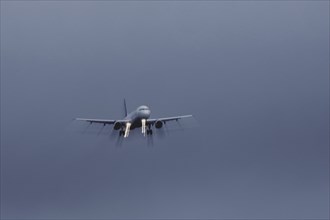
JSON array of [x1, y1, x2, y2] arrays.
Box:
[[1, 1, 329, 219]]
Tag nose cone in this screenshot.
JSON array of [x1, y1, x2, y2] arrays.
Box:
[[140, 109, 151, 118], [137, 105, 151, 119]]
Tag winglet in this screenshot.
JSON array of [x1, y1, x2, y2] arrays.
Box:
[[124, 98, 128, 117]]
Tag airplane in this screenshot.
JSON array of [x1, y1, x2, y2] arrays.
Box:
[[76, 99, 192, 138]]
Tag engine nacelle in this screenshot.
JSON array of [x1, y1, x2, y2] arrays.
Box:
[[113, 121, 122, 130], [155, 120, 163, 129]]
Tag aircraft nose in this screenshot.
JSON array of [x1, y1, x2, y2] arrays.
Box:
[[141, 109, 151, 118]]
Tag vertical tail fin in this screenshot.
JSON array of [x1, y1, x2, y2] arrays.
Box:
[[123, 99, 128, 117]]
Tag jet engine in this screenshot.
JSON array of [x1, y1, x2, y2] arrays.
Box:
[[113, 121, 122, 130], [155, 120, 163, 129]]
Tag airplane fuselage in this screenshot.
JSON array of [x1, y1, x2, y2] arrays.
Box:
[[123, 105, 151, 129]]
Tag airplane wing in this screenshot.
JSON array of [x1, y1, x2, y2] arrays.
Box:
[[75, 118, 129, 124], [147, 115, 192, 125]]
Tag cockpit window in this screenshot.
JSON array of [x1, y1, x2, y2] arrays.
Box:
[[139, 106, 149, 111]]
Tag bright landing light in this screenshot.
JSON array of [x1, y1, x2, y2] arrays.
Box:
[[124, 122, 131, 138], [141, 119, 146, 136]]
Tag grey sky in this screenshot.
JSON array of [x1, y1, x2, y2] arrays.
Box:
[[1, 1, 329, 219]]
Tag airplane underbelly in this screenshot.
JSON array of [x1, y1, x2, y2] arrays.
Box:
[[130, 112, 149, 129], [130, 118, 142, 129]]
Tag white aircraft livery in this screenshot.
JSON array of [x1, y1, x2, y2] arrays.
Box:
[[76, 99, 192, 138]]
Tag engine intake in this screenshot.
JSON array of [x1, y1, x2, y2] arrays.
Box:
[[113, 121, 122, 130], [155, 120, 163, 129]]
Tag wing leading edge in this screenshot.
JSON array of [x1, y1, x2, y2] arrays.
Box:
[[75, 118, 129, 124], [76, 115, 192, 125], [146, 115, 192, 125]]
